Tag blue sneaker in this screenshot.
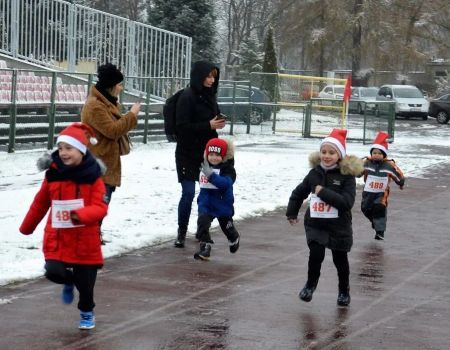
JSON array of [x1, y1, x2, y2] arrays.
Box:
[[79, 311, 95, 330], [62, 284, 74, 305]]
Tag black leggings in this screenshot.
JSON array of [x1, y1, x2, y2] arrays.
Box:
[[196, 213, 239, 244], [307, 241, 349, 292], [44, 260, 98, 312]]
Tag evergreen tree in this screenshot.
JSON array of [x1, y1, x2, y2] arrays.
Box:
[[147, 0, 218, 63], [231, 37, 264, 80], [261, 26, 278, 101]]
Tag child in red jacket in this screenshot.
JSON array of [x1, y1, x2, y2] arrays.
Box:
[[19, 123, 108, 330]]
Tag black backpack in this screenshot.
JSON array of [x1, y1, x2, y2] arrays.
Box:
[[163, 89, 184, 142]]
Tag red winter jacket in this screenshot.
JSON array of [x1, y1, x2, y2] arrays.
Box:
[[20, 174, 108, 265]]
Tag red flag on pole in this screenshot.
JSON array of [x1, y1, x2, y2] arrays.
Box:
[[343, 73, 352, 103]]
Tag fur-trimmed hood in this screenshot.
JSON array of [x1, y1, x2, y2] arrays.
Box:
[[308, 151, 364, 176], [37, 152, 107, 175], [203, 138, 235, 163]]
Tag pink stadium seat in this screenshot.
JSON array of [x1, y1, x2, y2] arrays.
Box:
[[1, 82, 9, 90], [34, 91, 44, 102], [73, 92, 83, 101], [0, 91, 9, 102], [25, 83, 35, 91], [17, 83, 27, 91], [42, 91, 51, 102], [56, 91, 67, 102], [62, 84, 72, 93], [57, 84, 65, 92], [39, 84, 51, 92], [17, 75, 28, 83], [25, 91, 36, 102], [78, 84, 88, 96], [65, 91, 74, 101], [34, 76, 42, 84], [17, 91, 26, 102], [41, 76, 50, 84]]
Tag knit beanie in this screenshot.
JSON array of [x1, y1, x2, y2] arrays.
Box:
[[320, 128, 347, 159], [205, 138, 228, 158], [56, 123, 97, 154], [96, 63, 124, 89]]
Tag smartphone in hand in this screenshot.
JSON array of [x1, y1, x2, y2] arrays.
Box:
[[217, 113, 227, 121]]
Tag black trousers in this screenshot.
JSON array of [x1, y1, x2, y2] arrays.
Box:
[[44, 260, 98, 312], [307, 241, 349, 292], [196, 213, 239, 244]]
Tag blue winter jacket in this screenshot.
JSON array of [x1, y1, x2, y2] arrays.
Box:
[[197, 159, 236, 218]]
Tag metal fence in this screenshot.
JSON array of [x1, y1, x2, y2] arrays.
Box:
[[0, 0, 191, 92], [0, 67, 396, 153]]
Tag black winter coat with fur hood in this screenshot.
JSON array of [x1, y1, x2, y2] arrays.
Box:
[[286, 152, 364, 252]]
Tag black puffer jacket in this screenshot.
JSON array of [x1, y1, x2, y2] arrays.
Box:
[[286, 152, 364, 252], [175, 61, 220, 182]]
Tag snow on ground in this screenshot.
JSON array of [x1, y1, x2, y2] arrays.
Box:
[[1, 109, 449, 285]]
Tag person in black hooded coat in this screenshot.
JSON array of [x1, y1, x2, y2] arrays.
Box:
[[174, 61, 226, 248]]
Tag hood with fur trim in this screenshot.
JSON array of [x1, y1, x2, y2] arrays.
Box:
[[37, 152, 107, 175], [204, 138, 235, 163], [308, 151, 364, 176]]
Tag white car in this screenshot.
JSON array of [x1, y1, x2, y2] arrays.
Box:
[[318, 85, 345, 99], [376, 85, 429, 120], [350, 86, 379, 114]]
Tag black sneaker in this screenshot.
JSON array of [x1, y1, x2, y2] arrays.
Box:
[[229, 236, 240, 254], [374, 231, 384, 240], [299, 283, 316, 302], [174, 228, 187, 248], [194, 243, 211, 261], [337, 291, 351, 306]]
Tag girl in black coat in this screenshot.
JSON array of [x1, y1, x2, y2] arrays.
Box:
[[174, 61, 226, 248], [286, 129, 363, 306]]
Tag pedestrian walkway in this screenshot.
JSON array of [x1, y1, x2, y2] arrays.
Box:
[[1, 163, 450, 349]]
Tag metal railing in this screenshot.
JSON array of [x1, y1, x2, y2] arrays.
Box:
[[0, 0, 191, 85]]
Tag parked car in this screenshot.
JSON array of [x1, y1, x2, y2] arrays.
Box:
[[349, 87, 379, 114], [318, 84, 345, 99], [217, 85, 272, 125], [376, 85, 429, 120], [428, 93, 450, 124]]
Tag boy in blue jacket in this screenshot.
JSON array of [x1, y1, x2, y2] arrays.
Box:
[[194, 138, 240, 260]]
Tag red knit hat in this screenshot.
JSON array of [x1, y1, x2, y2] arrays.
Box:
[[56, 123, 97, 154], [371, 131, 389, 157], [320, 128, 347, 158], [205, 138, 228, 158]]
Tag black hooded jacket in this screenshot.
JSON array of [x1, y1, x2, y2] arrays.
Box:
[[175, 61, 220, 182]]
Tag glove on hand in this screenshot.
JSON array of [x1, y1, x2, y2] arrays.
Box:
[[201, 160, 214, 177]]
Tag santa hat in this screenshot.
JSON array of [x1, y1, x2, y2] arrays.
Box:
[[371, 131, 389, 157], [56, 123, 97, 155], [320, 128, 347, 159], [205, 138, 228, 158]]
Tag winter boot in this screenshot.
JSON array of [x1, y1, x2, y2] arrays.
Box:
[[79, 311, 95, 330], [61, 284, 74, 305], [374, 231, 384, 240], [194, 243, 211, 261], [174, 227, 187, 248], [299, 281, 317, 302], [337, 288, 351, 306], [229, 235, 240, 254]]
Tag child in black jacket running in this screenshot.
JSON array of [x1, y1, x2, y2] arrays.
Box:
[[286, 129, 363, 306]]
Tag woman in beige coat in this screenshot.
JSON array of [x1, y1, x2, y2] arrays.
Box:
[[81, 63, 140, 239]]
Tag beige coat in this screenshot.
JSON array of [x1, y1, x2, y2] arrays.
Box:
[[81, 86, 137, 186]]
